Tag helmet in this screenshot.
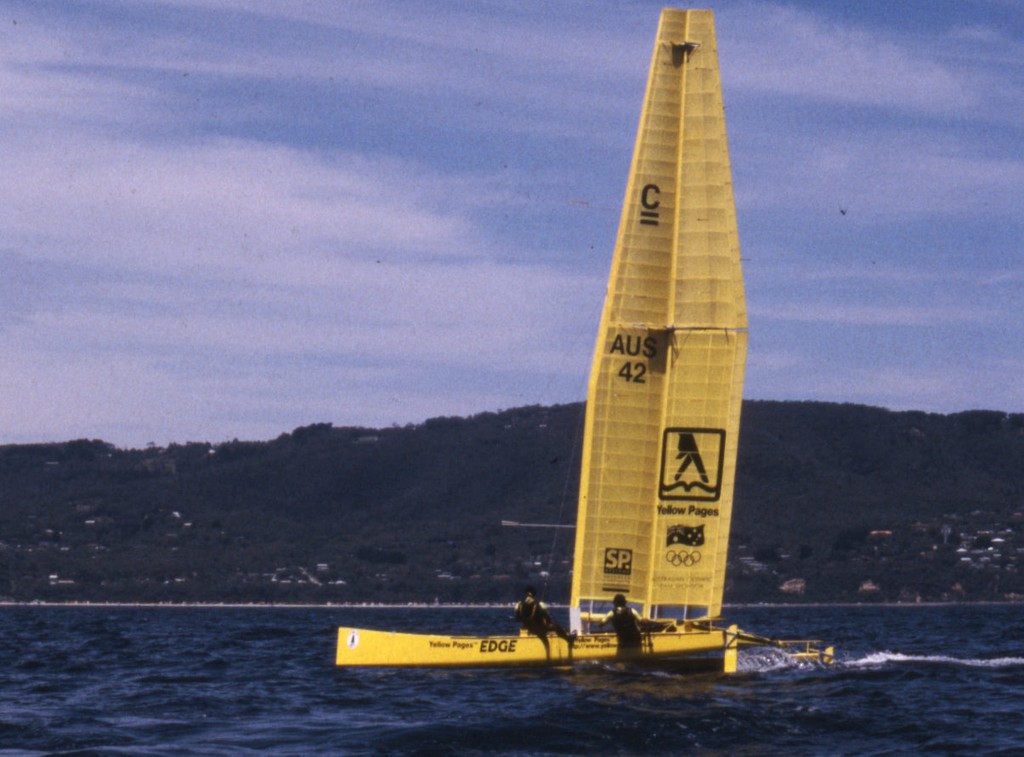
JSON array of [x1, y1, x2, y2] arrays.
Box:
[[524, 586, 537, 598], [613, 593, 627, 607]]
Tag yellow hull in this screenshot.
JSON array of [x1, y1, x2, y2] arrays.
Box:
[[336, 625, 737, 669]]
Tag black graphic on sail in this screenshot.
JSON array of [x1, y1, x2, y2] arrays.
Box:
[[665, 524, 704, 567], [659, 428, 726, 501], [674, 433, 708, 483], [667, 524, 705, 547]]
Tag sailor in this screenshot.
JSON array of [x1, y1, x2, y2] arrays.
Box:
[[515, 586, 575, 646], [595, 593, 644, 649]]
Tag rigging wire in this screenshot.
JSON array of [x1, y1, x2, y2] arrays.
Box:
[[539, 400, 587, 599]]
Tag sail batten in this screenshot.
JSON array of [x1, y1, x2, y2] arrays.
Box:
[[570, 9, 745, 623]]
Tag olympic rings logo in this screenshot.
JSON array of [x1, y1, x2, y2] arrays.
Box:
[[665, 549, 701, 567]]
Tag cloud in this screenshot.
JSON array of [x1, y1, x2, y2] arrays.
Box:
[[0, 2, 611, 446], [758, 302, 997, 328], [3, 135, 481, 265], [721, 2, 1024, 227], [2, 1, 1022, 446], [4, 0, 647, 154], [723, 2, 1016, 116], [0, 248, 602, 445]]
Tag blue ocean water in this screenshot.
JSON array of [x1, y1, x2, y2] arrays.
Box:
[[1, 604, 1023, 755]]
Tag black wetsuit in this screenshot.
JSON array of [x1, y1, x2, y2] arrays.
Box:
[[515, 597, 572, 643], [605, 606, 643, 649]]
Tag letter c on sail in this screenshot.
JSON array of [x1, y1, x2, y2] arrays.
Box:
[[641, 184, 660, 209], [640, 184, 661, 226]]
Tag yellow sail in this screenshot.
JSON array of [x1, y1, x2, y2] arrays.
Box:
[[570, 9, 746, 622]]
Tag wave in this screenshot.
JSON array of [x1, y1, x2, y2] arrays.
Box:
[[737, 647, 810, 673], [848, 651, 1024, 668]]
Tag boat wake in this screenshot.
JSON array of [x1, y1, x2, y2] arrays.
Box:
[[847, 651, 1024, 669], [736, 647, 819, 673]]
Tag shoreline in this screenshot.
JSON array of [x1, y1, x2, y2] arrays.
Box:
[[2, 599, 1022, 610]]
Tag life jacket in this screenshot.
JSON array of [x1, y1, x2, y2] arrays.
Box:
[[515, 598, 538, 624], [610, 606, 643, 647]]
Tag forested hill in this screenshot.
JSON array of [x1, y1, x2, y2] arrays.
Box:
[[2, 401, 1022, 605]]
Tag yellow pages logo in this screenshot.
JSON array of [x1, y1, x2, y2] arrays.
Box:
[[658, 428, 725, 501]]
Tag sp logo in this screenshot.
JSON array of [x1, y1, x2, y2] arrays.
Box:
[[604, 547, 633, 576]]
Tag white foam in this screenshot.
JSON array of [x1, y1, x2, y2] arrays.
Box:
[[848, 651, 1024, 668], [737, 648, 803, 673]]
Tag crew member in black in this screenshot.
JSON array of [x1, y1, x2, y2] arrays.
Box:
[[515, 586, 575, 646], [596, 593, 644, 649]]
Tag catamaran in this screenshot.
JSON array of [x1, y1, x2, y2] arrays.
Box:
[[336, 8, 832, 671]]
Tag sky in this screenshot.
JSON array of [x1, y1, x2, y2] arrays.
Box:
[[2, 0, 1022, 448]]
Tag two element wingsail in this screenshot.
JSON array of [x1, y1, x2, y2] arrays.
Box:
[[570, 9, 746, 625]]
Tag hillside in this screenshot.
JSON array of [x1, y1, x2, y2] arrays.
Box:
[[1, 401, 1022, 604]]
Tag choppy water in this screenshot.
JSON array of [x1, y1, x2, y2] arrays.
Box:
[[1, 604, 1023, 755]]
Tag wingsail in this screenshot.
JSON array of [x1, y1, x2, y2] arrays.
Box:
[[570, 9, 747, 623]]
